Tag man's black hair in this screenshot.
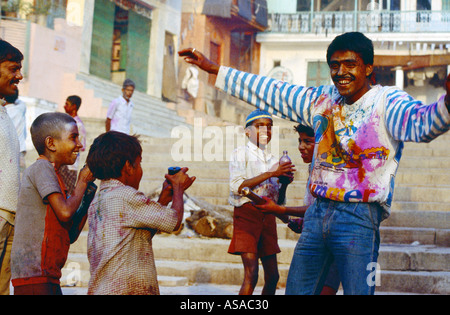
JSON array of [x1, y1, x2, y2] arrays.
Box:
[[0, 39, 24, 64], [294, 124, 314, 137], [326, 32, 374, 66]]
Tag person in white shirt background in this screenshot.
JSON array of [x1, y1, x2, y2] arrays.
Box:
[[5, 90, 27, 176], [105, 78, 135, 134]]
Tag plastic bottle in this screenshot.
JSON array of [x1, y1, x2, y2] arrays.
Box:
[[280, 150, 291, 164], [279, 150, 292, 184], [168, 166, 181, 175]]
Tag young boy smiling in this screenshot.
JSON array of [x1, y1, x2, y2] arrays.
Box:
[[228, 109, 295, 295], [11, 112, 94, 295], [257, 124, 341, 295]]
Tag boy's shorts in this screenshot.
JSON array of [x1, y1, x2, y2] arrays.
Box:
[[228, 202, 280, 258], [14, 283, 62, 295]]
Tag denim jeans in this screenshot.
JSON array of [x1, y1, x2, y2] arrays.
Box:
[[286, 197, 382, 295]]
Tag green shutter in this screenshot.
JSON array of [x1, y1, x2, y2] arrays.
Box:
[[127, 10, 151, 92], [443, 0, 450, 10], [319, 62, 330, 85], [90, 0, 115, 80], [307, 61, 330, 86]]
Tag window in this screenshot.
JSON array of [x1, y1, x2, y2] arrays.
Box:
[[230, 31, 253, 73], [297, 0, 311, 12], [307, 61, 330, 86], [373, 66, 395, 86], [417, 0, 431, 10], [444, 0, 450, 10], [316, 0, 354, 11], [296, 0, 355, 12]]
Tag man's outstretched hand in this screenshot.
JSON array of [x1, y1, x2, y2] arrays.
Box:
[[178, 48, 220, 75]]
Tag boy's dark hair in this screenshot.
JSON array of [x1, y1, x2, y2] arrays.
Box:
[[294, 124, 314, 137], [326, 32, 374, 66], [0, 39, 24, 64], [86, 131, 142, 180], [67, 95, 82, 111], [31, 112, 76, 155]]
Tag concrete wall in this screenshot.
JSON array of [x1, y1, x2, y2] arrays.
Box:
[[18, 0, 183, 120], [20, 18, 84, 112]]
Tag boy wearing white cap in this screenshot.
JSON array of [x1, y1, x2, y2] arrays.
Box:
[[228, 109, 295, 295]]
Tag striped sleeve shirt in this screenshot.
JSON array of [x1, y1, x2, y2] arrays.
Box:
[[216, 66, 450, 219]]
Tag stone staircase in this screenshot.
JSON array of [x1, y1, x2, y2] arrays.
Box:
[[75, 73, 191, 138], [52, 117, 449, 294]]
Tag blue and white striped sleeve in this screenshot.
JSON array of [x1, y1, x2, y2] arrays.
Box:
[[384, 88, 450, 143], [215, 66, 326, 128]]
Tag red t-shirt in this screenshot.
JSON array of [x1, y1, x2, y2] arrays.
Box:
[[11, 158, 70, 286]]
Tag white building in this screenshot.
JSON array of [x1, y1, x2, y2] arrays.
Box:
[[0, 0, 188, 138], [259, 0, 450, 104]]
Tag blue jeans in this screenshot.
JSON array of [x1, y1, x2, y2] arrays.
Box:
[[286, 198, 382, 295]]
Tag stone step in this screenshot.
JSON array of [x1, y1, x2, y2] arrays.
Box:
[[138, 129, 450, 146], [376, 270, 450, 295], [64, 216, 450, 295], [389, 201, 450, 212], [62, 255, 448, 294], [182, 193, 450, 212], [136, 163, 450, 183], [59, 252, 188, 288], [61, 256, 450, 295], [75, 73, 189, 138], [128, 148, 450, 165], [138, 180, 450, 204], [69, 210, 450, 252], [151, 237, 450, 271], [278, 224, 450, 247], [67, 233, 450, 271], [58, 282, 430, 295], [150, 136, 450, 148], [381, 210, 450, 229], [152, 260, 450, 294]]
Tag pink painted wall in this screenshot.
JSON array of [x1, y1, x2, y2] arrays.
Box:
[[20, 18, 104, 119]]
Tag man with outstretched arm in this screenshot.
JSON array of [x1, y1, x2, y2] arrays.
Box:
[[179, 32, 450, 295]]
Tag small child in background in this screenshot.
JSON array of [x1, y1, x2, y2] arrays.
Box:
[[228, 109, 295, 295], [11, 112, 94, 295], [60, 95, 86, 196], [86, 131, 195, 295]]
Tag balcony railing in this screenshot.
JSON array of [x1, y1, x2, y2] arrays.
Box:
[[267, 10, 450, 34]]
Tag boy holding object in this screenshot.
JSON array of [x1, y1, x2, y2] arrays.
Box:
[[228, 109, 295, 295], [86, 131, 195, 295], [11, 112, 94, 295]]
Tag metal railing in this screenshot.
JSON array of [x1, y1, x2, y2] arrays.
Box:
[[267, 10, 450, 34]]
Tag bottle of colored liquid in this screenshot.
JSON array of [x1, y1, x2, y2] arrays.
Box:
[[279, 150, 292, 184]]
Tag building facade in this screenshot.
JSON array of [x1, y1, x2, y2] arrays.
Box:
[[179, 0, 269, 125], [259, 0, 450, 104], [0, 0, 188, 138]]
